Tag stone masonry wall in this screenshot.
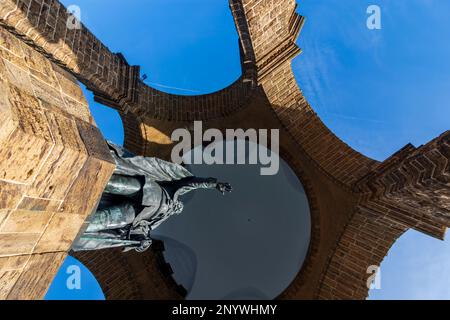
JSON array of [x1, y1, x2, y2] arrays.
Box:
[[0, 0, 140, 110], [0, 26, 114, 299]]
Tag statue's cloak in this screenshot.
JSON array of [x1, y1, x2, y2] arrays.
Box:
[[107, 142, 193, 208], [108, 142, 193, 182], [72, 142, 194, 252]]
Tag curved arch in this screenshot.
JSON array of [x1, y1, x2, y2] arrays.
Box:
[[73, 246, 183, 300], [261, 62, 378, 188], [128, 77, 255, 121], [120, 111, 146, 156], [0, 0, 259, 124], [114, 86, 356, 300], [316, 206, 408, 300], [0, 0, 378, 187], [225, 0, 378, 187], [155, 140, 312, 299], [368, 229, 450, 300], [74, 131, 322, 300]]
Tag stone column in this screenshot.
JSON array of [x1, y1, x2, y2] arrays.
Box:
[[0, 27, 115, 300]]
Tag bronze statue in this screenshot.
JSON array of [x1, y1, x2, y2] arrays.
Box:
[[72, 142, 232, 253]]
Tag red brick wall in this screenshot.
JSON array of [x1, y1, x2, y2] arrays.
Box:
[[318, 132, 450, 299], [317, 207, 407, 300], [262, 62, 378, 187], [74, 248, 182, 300], [355, 131, 450, 239]]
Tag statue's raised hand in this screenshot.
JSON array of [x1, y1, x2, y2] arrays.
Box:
[[216, 182, 233, 195]]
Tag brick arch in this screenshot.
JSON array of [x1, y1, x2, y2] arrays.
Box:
[[126, 78, 255, 122], [0, 0, 379, 187], [91, 1, 260, 122], [316, 207, 408, 300], [232, 0, 450, 300], [120, 112, 146, 156], [226, 0, 379, 187], [261, 61, 379, 188], [75, 112, 323, 300], [315, 132, 450, 300], [0, 0, 260, 123], [73, 246, 183, 300], [110, 86, 388, 301], [96, 77, 257, 122], [73, 249, 142, 299]]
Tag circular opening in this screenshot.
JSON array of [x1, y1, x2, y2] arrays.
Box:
[[152, 140, 311, 300]]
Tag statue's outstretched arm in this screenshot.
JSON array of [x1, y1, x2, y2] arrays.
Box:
[[169, 177, 232, 198]]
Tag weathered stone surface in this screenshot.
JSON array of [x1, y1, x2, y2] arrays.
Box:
[[0, 83, 53, 183], [0, 19, 115, 300], [1, 59, 34, 95], [0, 210, 53, 234], [76, 120, 115, 162], [20, 42, 59, 88], [29, 73, 65, 107], [28, 138, 87, 200], [59, 157, 115, 216], [28, 151, 84, 200], [0, 180, 24, 210], [0, 233, 40, 257], [0, 28, 24, 58], [0, 129, 52, 184], [0, 253, 30, 299], [8, 85, 52, 143], [34, 213, 85, 253], [0, 255, 29, 271], [0, 210, 9, 227], [6, 252, 66, 300], [0, 270, 22, 299], [0, 78, 16, 143], [0, 29, 27, 73], [17, 197, 61, 212], [52, 64, 87, 105], [61, 95, 91, 123]]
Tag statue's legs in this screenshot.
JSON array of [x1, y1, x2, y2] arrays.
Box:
[[104, 174, 143, 196], [86, 202, 137, 232], [83, 174, 142, 233]]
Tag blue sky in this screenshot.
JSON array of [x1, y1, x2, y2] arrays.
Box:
[[48, 0, 450, 300], [45, 256, 104, 300]]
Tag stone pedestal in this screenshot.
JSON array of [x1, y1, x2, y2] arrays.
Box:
[[0, 27, 114, 300]]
